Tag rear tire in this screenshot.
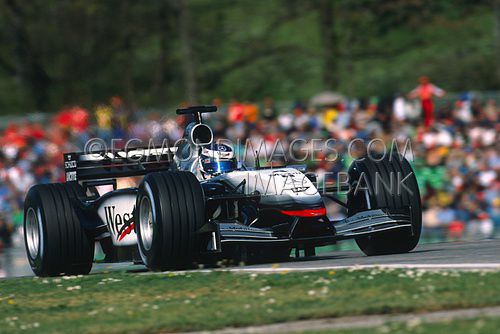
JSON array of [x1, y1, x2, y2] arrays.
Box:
[[136, 171, 205, 271], [24, 183, 94, 276], [348, 154, 422, 256]]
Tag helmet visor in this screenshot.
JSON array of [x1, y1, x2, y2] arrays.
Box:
[[202, 159, 236, 175]]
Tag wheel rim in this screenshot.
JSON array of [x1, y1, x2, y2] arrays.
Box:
[[139, 196, 153, 251], [26, 207, 40, 259]]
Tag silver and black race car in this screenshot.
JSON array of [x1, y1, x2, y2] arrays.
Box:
[[23, 106, 421, 276]]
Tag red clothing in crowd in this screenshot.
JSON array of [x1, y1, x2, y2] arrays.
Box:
[[409, 78, 445, 128], [228, 102, 245, 123]]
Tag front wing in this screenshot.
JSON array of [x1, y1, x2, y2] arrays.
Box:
[[200, 209, 413, 252]]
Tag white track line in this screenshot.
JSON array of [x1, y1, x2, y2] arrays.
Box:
[[225, 263, 500, 273], [140, 263, 500, 275], [139, 263, 500, 276]]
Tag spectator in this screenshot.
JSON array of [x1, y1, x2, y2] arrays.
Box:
[[262, 97, 278, 121], [0, 214, 13, 248], [408, 76, 445, 128]]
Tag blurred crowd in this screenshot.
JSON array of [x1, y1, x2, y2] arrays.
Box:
[[0, 92, 499, 249]]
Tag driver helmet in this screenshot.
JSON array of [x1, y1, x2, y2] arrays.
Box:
[[199, 143, 237, 178]]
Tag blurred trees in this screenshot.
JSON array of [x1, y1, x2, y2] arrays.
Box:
[[495, 0, 500, 85], [2, 0, 50, 110], [177, 0, 198, 102], [0, 0, 497, 114], [317, 0, 338, 90]]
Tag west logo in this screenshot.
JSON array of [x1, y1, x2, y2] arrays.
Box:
[[104, 205, 135, 241]]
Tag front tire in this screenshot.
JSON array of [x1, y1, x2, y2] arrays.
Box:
[[24, 183, 94, 276], [136, 171, 205, 271], [348, 154, 422, 256]]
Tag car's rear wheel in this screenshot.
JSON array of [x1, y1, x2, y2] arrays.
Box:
[[136, 171, 205, 271], [24, 183, 94, 276], [347, 153, 422, 256]]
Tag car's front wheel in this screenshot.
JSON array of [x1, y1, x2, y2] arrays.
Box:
[[348, 154, 422, 256], [136, 171, 205, 271]]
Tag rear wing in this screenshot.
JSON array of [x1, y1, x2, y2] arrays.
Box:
[[176, 105, 217, 123], [64, 147, 176, 182]]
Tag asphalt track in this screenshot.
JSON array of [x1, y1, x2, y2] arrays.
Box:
[[233, 238, 500, 273], [1, 239, 499, 278]]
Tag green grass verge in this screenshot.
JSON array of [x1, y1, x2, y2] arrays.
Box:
[[0, 268, 499, 333]]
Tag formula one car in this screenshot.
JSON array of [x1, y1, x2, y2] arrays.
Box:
[[24, 106, 421, 276]]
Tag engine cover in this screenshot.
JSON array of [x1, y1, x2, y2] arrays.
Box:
[[214, 168, 322, 208]]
